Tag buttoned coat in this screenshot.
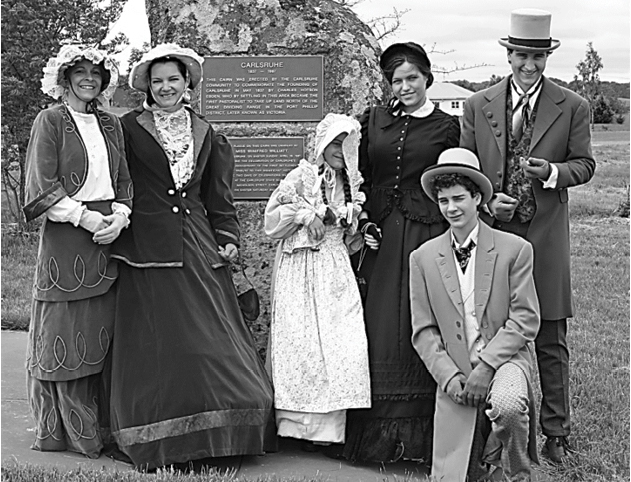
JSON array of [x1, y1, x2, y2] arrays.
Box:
[[460, 77, 595, 320], [410, 221, 540, 481], [112, 106, 239, 268]]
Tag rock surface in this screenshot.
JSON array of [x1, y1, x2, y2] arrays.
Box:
[[145, 0, 389, 354]]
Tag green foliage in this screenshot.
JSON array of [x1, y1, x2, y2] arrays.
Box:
[[113, 43, 151, 109], [592, 94, 617, 124], [1, 0, 127, 228], [573, 42, 604, 126]]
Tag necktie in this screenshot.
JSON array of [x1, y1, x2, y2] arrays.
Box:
[[512, 81, 542, 141], [453, 241, 476, 273]]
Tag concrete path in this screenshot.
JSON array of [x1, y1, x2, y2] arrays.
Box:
[[1, 331, 429, 480], [2, 331, 553, 481]]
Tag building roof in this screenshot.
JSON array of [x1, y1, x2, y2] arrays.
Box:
[[427, 82, 475, 101]]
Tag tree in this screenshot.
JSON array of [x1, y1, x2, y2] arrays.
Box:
[[1, 0, 127, 229], [592, 94, 617, 124], [574, 41, 603, 128]]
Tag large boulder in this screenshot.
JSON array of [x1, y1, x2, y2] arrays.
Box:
[[145, 0, 389, 355]]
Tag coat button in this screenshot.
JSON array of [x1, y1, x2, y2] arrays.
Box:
[[168, 189, 175, 196], [181, 192, 187, 198], [495, 130, 501, 137], [486, 112, 493, 118], [496, 182, 501, 189], [497, 171, 502, 176], [185, 208, 191, 214], [394, 184, 399, 189], [491, 121, 498, 127], [482, 322, 489, 328], [456, 334, 462, 340], [172, 206, 179, 213], [456, 321, 461, 328]]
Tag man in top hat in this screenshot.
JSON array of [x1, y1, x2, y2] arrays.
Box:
[[410, 147, 540, 482], [460, 8, 596, 463]]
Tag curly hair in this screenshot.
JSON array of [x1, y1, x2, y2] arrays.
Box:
[[430, 173, 482, 201]]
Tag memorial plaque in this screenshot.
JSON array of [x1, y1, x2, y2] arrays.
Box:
[[230, 137, 304, 200], [202, 56, 323, 122]]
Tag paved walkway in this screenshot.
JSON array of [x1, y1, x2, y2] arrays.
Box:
[[1, 331, 429, 480], [2, 331, 553, 480]]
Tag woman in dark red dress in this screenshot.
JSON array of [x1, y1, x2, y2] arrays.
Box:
[[344, 42, 461, 463], [109, 43, 274, 470]]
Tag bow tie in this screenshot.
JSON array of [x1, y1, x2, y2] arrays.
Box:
[[453, 241, 476, 273]]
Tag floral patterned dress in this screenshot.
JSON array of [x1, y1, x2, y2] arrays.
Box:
[[264, 115, 371, 443]]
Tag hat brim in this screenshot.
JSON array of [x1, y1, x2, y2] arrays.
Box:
[[498, 38, 560, 52], [130, 54, 203, 92], [421, 163, 494, 205]]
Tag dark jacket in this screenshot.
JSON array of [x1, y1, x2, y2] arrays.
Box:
[[112, 106, 239, 268]]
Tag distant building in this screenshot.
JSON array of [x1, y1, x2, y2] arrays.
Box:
[[427, 82, 475, 117]]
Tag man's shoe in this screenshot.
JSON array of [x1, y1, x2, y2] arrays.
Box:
[[544, 436, 568, 463]]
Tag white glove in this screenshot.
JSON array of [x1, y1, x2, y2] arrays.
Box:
[[92, 213, 128, 245], [79, 210, 107, 234]]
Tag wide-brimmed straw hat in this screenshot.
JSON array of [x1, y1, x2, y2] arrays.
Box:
[[40, 45, 119, 102], [421, 148, 493, 205], [498, 8, 560, 52], [129, 43, 204, 92]]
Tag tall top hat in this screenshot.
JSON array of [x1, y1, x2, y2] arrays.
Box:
[[498, 8, 560, 52]]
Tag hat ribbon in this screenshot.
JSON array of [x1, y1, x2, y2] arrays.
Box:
[[507, 36, 552, 48]]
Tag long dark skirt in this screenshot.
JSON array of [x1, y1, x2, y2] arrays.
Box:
[[345, 209, 448, 463], [110, 226, 274, 470]]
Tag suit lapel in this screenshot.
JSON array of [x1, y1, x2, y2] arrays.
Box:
[[482, 79, 509, 162], [435, 232, 464, 317], [530, 77, 564, 152], [135, 109, 162, 146], [190, 109, 210, 164], [474, 222, 497, 325]]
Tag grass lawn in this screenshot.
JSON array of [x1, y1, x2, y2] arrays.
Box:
[[1, 138, 629, 481]]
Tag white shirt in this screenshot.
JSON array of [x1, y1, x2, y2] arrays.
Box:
[[46, 106, 131, 226], [451, 223, 485, 366]]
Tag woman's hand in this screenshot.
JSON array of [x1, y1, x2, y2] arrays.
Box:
[[218, 243, 238, 262], [308, 216, 325, 241], [92, 213, 128, 245], [358, 219, 382, 250], [79, 210, 108, 234]]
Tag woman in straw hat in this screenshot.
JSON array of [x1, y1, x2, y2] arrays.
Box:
[[108, 43, 274, 470], [23, 45, 132, 458]]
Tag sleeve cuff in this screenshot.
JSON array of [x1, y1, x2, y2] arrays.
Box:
[[541, 163, 559, 189]]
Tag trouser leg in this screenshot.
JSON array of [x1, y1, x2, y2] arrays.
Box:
[[28, 373, 66, 452], [485, 363, 531, 481], [55, 375, 103, 457], [27, 371, 104, 458], [534, 319, 570, 437]]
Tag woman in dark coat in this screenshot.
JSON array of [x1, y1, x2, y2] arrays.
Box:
[[344, 42, 461, 463], [23, 45, 131, 458], [109, 43, 274, 470]]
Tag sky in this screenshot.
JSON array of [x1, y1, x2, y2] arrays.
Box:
[[110, 0, 630, 83]]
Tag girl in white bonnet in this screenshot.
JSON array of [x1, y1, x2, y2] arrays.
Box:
[[265, 113, 371, 451]]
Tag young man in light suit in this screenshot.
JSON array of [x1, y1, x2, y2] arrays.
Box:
[[410, 148, 540, 482], [460, 8, 596, 462]]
